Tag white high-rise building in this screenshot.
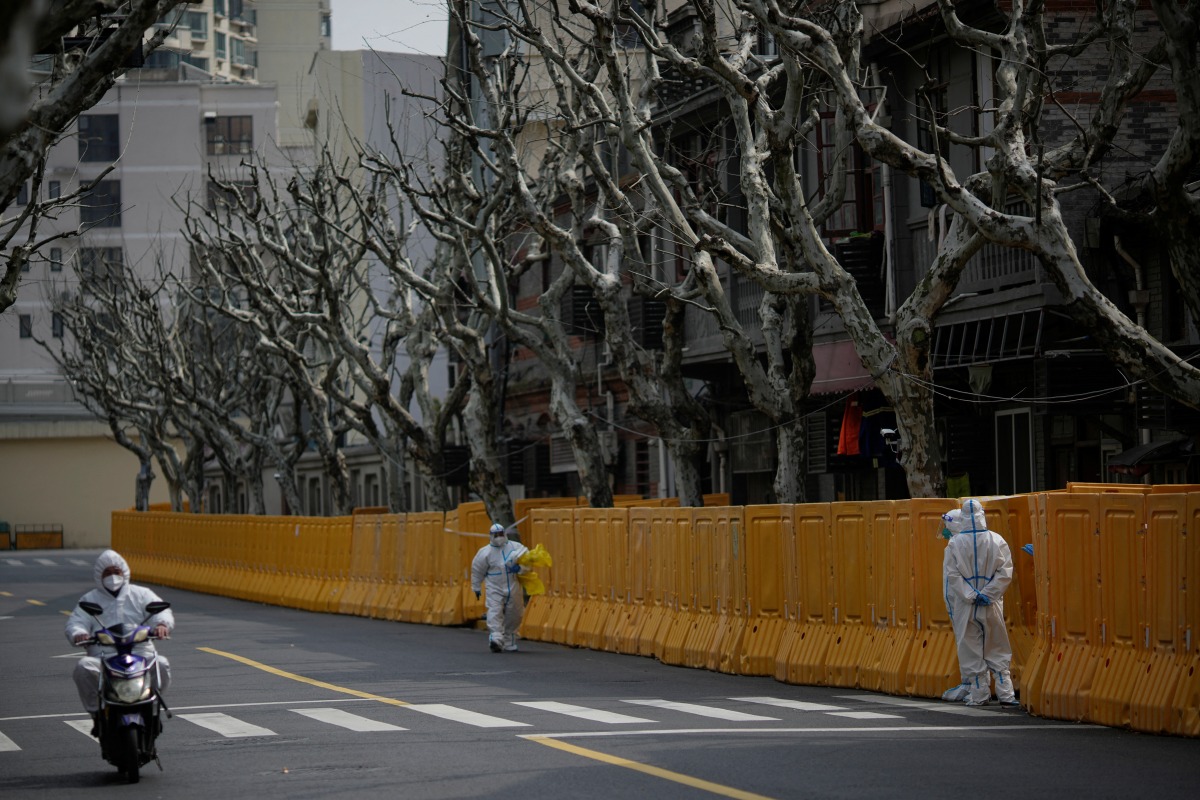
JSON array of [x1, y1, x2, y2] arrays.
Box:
[[0, 2, 445, 544]]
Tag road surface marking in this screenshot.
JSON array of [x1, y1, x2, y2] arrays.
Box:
[[622, 699, 779, 721], [198, 647, 411, 706], [730, 697, 849, 713], [824, 711, 903, 719], [70, 559, 89, 566], [0, 730, 19, 752], [514, 701, 654, 724], [178, 712, 276, 738], [405, 703, 529, 728], [837, 694, 1000, 717], [290, 708, 406, 731], [26, 600, 45, 606], [64, 719, 94, 738], [527, 736, 776, 800], [35, 559, 57, 566]]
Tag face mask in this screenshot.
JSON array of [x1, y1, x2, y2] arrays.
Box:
[[490, 535, 507, 547], [102, 574, 125, 593]]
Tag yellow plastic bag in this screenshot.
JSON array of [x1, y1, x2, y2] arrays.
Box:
[[519, 543, 553, 569], [517, 544, 552, 596], [517, 571, 546, 596]]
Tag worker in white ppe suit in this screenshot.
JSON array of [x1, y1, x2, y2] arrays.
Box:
[[471, 523, 530, 652], [65, 550, 174, 732], [941, 499, 1017, 706]]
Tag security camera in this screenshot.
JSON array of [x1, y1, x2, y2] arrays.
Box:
[[881, 428, 901, 454]]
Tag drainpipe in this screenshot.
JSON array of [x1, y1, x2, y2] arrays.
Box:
[[1114, 235, 1152, 483], [870, 64, 898, 320]]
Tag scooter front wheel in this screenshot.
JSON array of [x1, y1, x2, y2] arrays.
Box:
[[117, 727, 140, 784]]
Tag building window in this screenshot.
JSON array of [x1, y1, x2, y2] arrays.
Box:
[[207, 179, 258, 211], [79, 180, 121, 227], [143, 50, 181, 69], [48, 180, 60, 199], [216, 32, 226, 59], [52, 313, 64, 338], [19, 315, 32, 339], [185, 10, 208, 40], [183, 54, 209, 72], [49, 247, 63, 272], [79, 248, 124, 292], [995, 408, 1033, 494], [230, 37, 245, 65], [214, 0, 226, 17], [78, 114, 120, 162], [320, 14, 331, 38], [206, 115, 253, 155]]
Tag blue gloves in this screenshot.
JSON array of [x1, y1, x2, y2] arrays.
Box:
[[1022, 544, 1034, 556], [974, 594, 992, 606], [506, 562, 521, 575]]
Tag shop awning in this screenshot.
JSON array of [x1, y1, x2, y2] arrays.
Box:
[[811, 341, 874, 395]]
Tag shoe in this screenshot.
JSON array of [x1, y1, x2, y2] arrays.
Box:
[[88, 713, 99, 737], [999, 699, 1021, 708], [489, 640, 502, 653], [941, 684, 969, 702], [964, 698, 991, 707], [503, 644, 519, 652]]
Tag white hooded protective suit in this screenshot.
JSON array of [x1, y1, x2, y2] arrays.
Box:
[[64, 550, 174, 713], [471, 528, 529, 652], [942, 499, 1016, 705]]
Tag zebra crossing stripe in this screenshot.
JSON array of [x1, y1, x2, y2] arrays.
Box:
[[35, 559, 56, 566], [513, 701, 654, 724], [0, 730, 20, 752], [405, 703, 529, 728], [290, 708, 406, 731], [825, 711, 903, 719], [622, 699, 779, 722], [178, 712, 276, 737], [70, 560, 89, 566], [730, 697, 849, 713], [64, 719, 94, 738], [835, 694, 998, 717]]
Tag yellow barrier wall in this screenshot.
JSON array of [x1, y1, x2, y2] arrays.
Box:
[[111, 487, 1200, 737]]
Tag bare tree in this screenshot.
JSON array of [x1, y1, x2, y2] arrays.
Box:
[[40, 255, 207, 511], [1, 0, 190, 313]]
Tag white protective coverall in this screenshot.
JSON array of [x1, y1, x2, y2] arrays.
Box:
[[471, 525, 529, 652], [941, 499, 1016, 706], [64, 550, 174, 713]]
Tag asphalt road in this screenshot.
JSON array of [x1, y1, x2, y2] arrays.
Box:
[[1, 549, 1197, 799]]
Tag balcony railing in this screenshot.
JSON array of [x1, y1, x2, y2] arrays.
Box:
[[910, 201, 1042, 294]]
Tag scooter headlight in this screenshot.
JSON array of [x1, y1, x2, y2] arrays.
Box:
[[94, 631, 115, 646], [110, 675, 151, 703]]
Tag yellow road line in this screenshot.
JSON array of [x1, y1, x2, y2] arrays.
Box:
[[0, 591, 12, 597], [27, 599, 45, 606], [197, 647, 410, 707], [526, 735, 777, 800]]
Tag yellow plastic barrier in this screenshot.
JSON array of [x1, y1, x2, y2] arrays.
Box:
[[1037, 493, 1103, 721], [857, 500, 913, 694], [776, 503, 834, 686], [903, 499, 962, 698], [1088, 493, 1147, 728], [1172, 493, 1200, 736], [822, 502, 875, 688], [681, 508, 723, 669], [109, 488, 1200, 738], [738, 505, 792, 676]]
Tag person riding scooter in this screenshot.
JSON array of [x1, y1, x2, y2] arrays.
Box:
[[65, 550, 173, 735]]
